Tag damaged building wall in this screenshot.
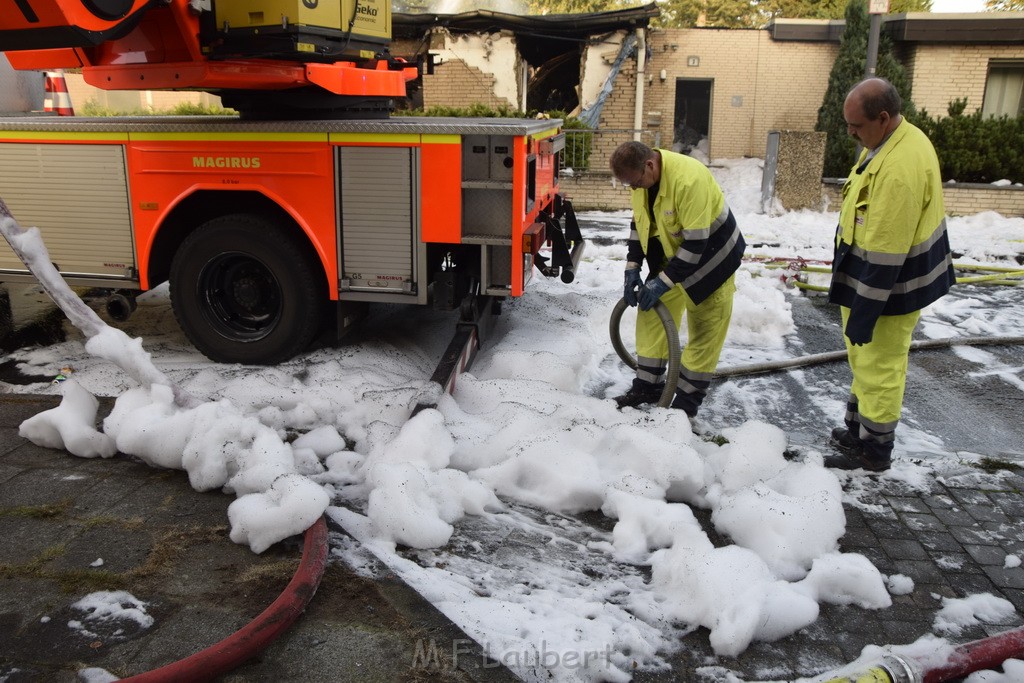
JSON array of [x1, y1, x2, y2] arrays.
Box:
[[404, 23, 837, 160], [576, 31, 654, 170], [560, 25, 837, 209], [557, 30, 648, 210], [421, 30, 522, 110], [578, 31, 627, 120], [559, 26, 839, 210], [566, 27, 831, 165]]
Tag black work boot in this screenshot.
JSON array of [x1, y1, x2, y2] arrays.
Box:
[[669, 394, 699, 418], [614, 379, 664, 409], [824, 434, 892, 472], [829, 427, 861, 453], [824, 448, 891, 472]]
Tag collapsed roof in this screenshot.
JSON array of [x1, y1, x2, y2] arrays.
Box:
[[392, 3, 660, 41]]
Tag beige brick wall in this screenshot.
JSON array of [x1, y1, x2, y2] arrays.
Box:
[[422, 60, 512, 110], [646, 28, 756, 159], [565, 175, 1024, 217], [558, 173, 633, 212], [750, 37, 838, 155], [907, 44, 1024, 117], [942, 185, 1024, 217], [821, 181, 1023, 218], [644, 28, 837, 159], [563, 27, 835, 172]]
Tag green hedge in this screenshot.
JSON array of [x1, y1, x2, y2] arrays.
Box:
[[78, 101, 237, 117], [549, 109, 592, 172], [395, 103, 523, 118], [908, 100, 1024, 184]]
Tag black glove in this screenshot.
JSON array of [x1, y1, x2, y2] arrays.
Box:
[[638, 277, 672, 311], [623, 268, 641, 307], [845, 327, 872, 346]]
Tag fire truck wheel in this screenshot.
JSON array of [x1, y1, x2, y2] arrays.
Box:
[[169, 214, 324, 364]]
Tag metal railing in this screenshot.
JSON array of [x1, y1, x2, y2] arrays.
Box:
[[561, 128, 661, 174]]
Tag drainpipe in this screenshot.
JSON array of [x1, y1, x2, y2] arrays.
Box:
[[633, 27, 646, 141]]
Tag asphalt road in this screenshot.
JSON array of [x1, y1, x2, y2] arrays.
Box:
[[705, 285, 1024, 464]]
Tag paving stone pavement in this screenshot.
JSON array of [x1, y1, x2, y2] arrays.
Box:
[[0, 394, 512, 683], [631, 462, 1024, 681], [1, 390, 1023, 682]]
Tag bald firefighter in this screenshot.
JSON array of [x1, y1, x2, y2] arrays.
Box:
[[826, 77, 956, 472], [609, 141, 745, 420]]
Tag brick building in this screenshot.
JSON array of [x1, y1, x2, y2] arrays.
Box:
[[390, 7, 1024, 213]]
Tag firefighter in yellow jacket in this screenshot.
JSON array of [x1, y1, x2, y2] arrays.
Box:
[[608, 141, 745, 418], [826, 77, 955, 472]]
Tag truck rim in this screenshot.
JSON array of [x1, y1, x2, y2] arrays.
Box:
[[199, 252, 282, 341]]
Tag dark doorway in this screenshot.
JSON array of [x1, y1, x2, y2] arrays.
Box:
[[674, 79, 712, 155]]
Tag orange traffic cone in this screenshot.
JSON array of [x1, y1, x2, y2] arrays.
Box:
[[43, 70, 74, 116]]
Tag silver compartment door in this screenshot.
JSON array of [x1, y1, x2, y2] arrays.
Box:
[[0, 142, 135, 280], [338, 146, 417, 299]]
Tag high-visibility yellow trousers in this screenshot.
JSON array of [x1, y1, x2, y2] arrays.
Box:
[[840, 306, 921, 454], [635, 274, 736, 415]]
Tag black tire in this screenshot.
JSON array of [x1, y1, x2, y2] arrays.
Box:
[[169, 214, 325, 364]]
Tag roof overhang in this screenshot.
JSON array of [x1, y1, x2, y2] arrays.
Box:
[[767, 18, 845, 42], [768, 11, 1024, 44], [883, 12, 1024, 43]]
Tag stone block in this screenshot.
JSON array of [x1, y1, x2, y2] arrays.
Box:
[[761, 130, 826, 213]]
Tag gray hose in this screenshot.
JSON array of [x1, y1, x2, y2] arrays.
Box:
[[609, 289, 1024, 388], [714, 334, 1024, 379], [609, 298, 681, 408]]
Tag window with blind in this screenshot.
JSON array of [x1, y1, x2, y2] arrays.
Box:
[[981, 61, 1024, 119]]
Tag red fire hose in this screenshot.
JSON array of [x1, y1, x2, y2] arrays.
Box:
[[924, 626, 1024, 682], [821, 626, 1024, 682], [122, 516, 329, 683]]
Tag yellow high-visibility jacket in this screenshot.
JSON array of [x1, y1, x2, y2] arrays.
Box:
[[829, 119, 955, 344], [627, 149, 744, 304]]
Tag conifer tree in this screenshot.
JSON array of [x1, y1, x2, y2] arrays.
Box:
[[816, 0, 869, 178], [815, 0, 915, 177]]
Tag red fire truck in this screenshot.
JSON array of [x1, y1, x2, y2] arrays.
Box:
[[0, 0, 584, 392]]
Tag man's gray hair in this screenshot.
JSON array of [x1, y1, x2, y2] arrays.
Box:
[[610, 141, 654, 176]]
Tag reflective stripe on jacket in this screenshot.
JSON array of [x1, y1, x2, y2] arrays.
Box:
[[828, 119, 955, 343], [628, 150, 745, 305]]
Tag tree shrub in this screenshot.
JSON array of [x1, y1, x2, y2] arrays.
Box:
[[909, 100, 1024, 184]]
